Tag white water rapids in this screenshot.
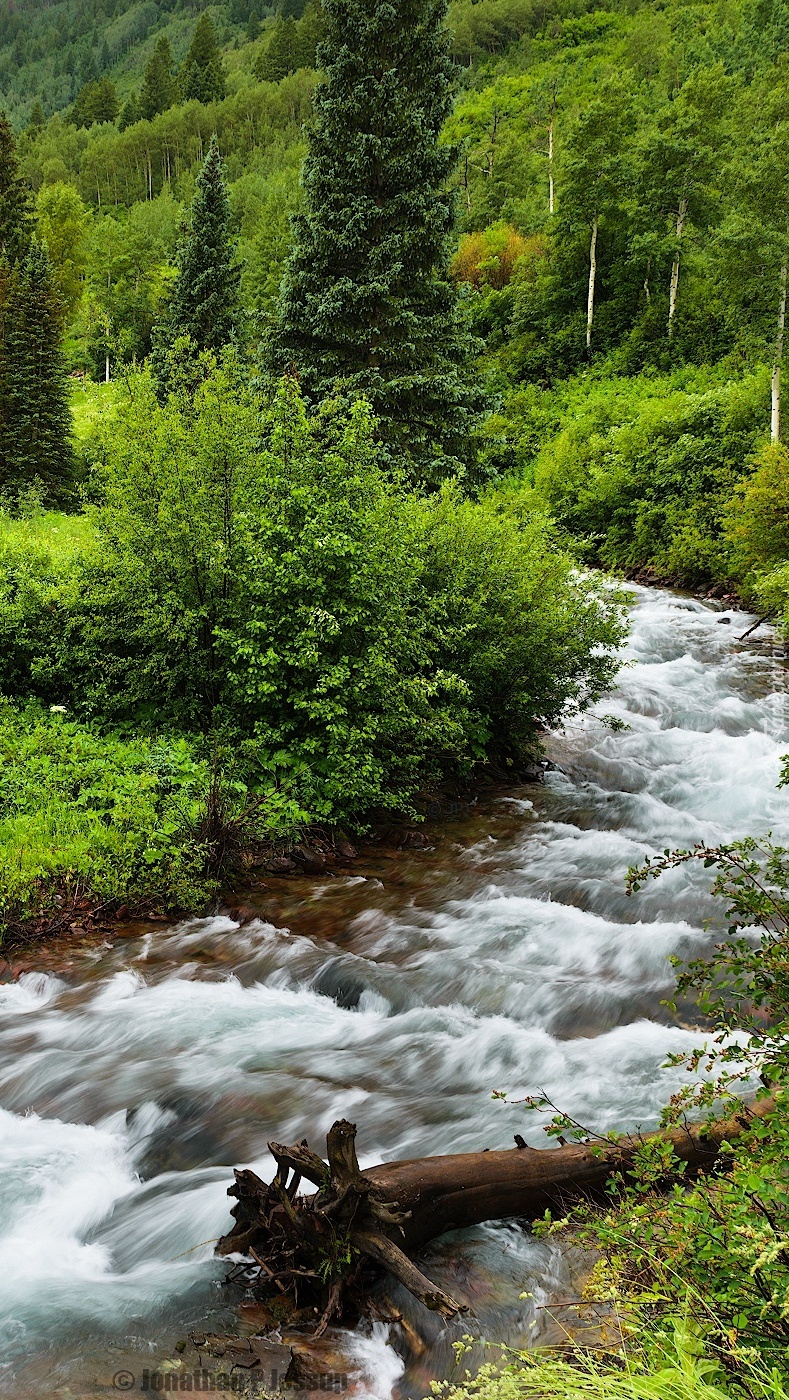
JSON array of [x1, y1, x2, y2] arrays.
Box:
[[1, 586, 788, 1397]]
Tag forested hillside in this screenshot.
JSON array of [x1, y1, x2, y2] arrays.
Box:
[[5, 0, 789, 591]]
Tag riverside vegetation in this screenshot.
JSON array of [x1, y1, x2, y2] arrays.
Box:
[[2, 0, 789, 1397]]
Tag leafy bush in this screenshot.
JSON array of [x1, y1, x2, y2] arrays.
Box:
[[725, 442, 789, 576], [0, 359, 626, 837], [519, 365, 769, 584], [451, 224, 543, 291], [413, 487, 627, 763]]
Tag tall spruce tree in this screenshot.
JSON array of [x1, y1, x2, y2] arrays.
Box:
[[0, 112, 32, 263], [266, 0, 484, 485], [0, 119, 71, 505], [139, 37, 176, 121], [1, 246, 72, 501], [151, 136, 241, 399], [181, 15, 226, 104]]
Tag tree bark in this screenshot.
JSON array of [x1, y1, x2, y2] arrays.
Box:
[[586, 214, 598, 352], [215, 1098, 774, 1332], [772, 258, 787, 442], [548, 118, 555, 215], [667, 196, 688, 340]]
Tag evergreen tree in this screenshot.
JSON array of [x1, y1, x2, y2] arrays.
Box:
[[255, 16, 300, 81], [180, 15, 225, 104], [118, 94, 141, 131], [151, 135, 241, 399], [27, 100, 45, 132], [139, 37, 175, 120], [266, 0, 484, 485], [0, 245, 72, 503], [0, 112, 32, 263], [0, 121, 71, 505], [71, 76, 119, 127]]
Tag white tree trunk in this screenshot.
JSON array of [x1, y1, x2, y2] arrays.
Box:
[[548, 119, 554, 215], [772, 259, 787, 442], [667, 196, 688, 339], [586, 214, 598, 352], [105, 353, 111, 384]]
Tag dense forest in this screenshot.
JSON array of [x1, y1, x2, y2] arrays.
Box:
[[1, 0, 789, 1396]]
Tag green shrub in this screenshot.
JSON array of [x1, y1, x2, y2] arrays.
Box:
[[513, 365, 769, 585], [725, 442, 789, 576], [0, 359, 626, 836]]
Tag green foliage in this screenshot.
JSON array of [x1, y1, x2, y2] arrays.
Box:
[[725, 443, 789, 578], [519, 366, 768, 585], [412, 487, 627, 760], [180, 14, 226, 105], [435, 1327, 788, 1400], [0, 698, 218, 932], [36, 180, 90, 318], [0, 361, 624, 833], [151, 136, 240, 397], [266, 0, 487, 487]]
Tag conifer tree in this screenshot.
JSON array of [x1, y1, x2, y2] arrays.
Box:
[[256, 16, 300, 81], [266, 0, 484, 485], [181, 15, 225, 104], [0, 119, 71, 504], [151, 136, 241, 398], [0, 112, 32, 263], [139, 37, 175, 120], [0, 246, 72, 502], [27, 100, 45, 132]]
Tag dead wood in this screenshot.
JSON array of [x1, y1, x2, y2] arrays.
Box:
[[215, 1098, 774, 1334]]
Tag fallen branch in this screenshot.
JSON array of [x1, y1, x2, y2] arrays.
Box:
[[738, 612, 776, 642], [214, 1099, 774, 1334]]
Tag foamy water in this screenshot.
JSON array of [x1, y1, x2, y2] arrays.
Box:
[[1, 587, 786, 1396]]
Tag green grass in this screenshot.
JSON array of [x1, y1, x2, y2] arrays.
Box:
[[0, 509, 95, 560], [0, 700, 216, 938], [70, 378, 120, 442], [439, 1326, 788, 1400]]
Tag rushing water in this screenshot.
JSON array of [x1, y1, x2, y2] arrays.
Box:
[[2, 587, 788, 1398]]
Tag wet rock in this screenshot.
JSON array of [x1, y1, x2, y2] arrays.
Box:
[[292, 845, 328, 873], [267, 854, 298, 874], [312, 960, 367, 1009], [380, 828, 432, 850], [717, 616, 731, 624]]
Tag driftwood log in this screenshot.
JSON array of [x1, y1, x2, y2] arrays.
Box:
[[215, 1098, 774, 1336]]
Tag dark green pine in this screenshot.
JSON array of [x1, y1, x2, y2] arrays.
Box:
[[139, 37, 176, 121], [181, 15, 226, 104], [0, 111, 32, 263], [0, 245, 73, 504], [266, 0, 484, 485], [151, 136, 241, 396], [255, 16, 300, 81]]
